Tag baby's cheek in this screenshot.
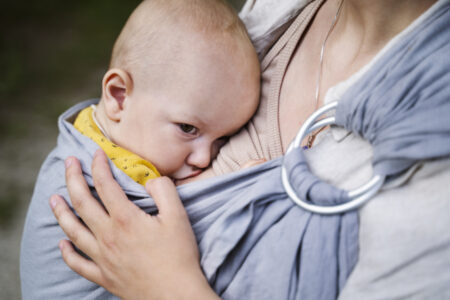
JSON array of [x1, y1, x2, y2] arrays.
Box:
[[154, 153, 186, 178]]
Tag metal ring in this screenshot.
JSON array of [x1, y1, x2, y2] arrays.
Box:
[[281, 102, 385, 215]]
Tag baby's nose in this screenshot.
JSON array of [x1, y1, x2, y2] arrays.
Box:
[[187, 146, 211, 169]]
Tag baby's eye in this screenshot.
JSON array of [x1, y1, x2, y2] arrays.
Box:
[[178, 123, 198, 135]]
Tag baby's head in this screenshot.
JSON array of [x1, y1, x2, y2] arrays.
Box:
[[95, 0, 260, 181]]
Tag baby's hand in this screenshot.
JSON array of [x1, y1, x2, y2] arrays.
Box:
[[241, 159, 267, 169]]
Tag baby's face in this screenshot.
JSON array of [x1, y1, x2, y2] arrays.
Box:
[[113, 33, 260, 182]]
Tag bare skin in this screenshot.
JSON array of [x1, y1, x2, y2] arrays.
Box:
[[50, 0, 437, 299]]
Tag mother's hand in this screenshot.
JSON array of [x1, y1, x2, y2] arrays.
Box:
[[50, 150, 218, 300]]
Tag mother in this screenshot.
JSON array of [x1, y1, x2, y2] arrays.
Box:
[[51, 0, 450, 299]]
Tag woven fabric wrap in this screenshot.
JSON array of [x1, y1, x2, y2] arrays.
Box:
[[21, 3, 450, 300]]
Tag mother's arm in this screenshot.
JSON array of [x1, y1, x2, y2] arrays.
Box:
[[51, 150, 219, 300]]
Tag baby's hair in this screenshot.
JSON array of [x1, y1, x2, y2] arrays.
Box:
[[110, 0, 250, 74]]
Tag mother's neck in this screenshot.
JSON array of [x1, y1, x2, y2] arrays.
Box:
[[335, 0, 437, 54]]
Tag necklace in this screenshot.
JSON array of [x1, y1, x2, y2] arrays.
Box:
[[306, 0, 344, 149], [91, 104, 112, 140]]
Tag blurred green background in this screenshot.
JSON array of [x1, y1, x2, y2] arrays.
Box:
[[0, 0, 245, 298]]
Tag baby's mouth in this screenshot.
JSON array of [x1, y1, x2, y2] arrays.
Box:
[[177, 169, 203, 180], [173, 169, 203, 185]]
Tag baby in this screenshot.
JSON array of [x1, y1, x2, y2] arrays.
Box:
[[21, 0, 260, 298], [74, 0, 260, 185]]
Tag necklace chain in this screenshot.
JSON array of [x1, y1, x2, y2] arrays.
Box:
[[306, 0, 344, 149]]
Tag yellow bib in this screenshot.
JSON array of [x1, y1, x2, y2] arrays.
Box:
[[73, 106, 160, 185]]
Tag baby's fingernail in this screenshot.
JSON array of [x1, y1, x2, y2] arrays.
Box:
[[50, 195, 59, 209], [65, 157, 73, 168], [59, 240, 65, 251]]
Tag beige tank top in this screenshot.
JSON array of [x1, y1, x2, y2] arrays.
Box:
[[212, 0, 323, 175]]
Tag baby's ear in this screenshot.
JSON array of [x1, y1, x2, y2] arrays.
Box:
[[101, 68, 133, 122]]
